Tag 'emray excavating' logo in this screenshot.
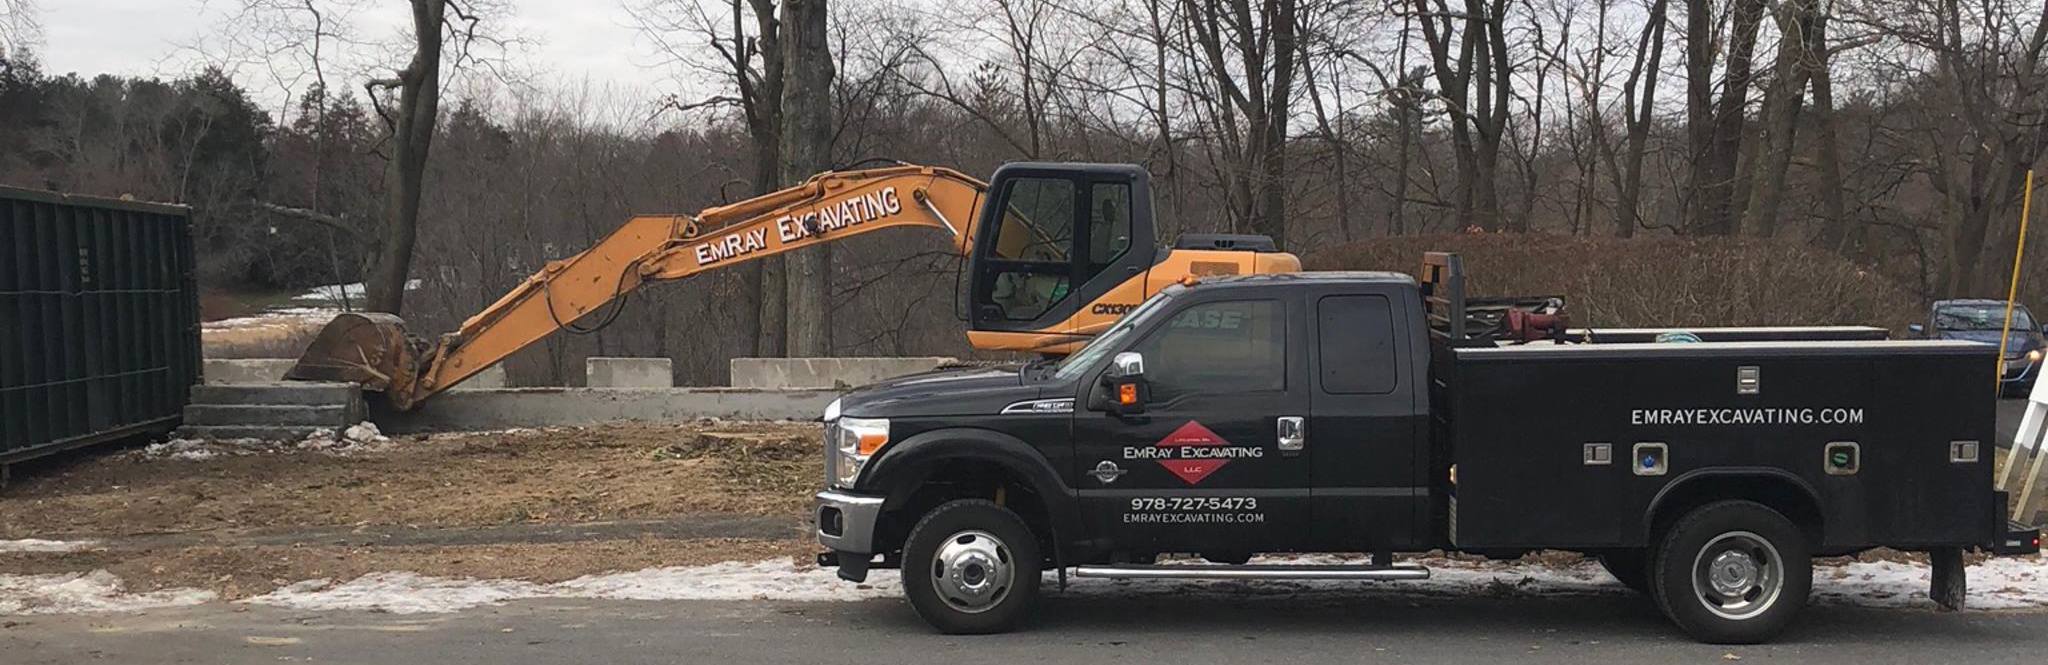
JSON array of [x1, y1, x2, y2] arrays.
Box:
[[1121, 421, 1263, 485]]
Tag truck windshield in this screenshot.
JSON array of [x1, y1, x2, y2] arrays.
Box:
[[1936, 304, 2036, 331], [1052, 289, 1177, 381]]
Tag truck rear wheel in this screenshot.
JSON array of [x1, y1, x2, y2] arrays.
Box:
[[901, 499, 1041, 634], [1651, 500, 1812, 644]]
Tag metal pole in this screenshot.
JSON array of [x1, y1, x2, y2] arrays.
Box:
[[2008, 171, 2046, 522], [1997, 170, 2035, 389]]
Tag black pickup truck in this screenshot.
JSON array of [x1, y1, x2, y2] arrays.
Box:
[[812, 252, 2040, 644]]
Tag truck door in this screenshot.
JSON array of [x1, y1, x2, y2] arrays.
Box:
[[1306, 288, 1427, 551], [1071, 292, 1313, 556]]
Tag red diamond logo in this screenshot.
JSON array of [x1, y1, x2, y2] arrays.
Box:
[[1159, 421, 1228, 447], [1158, 459, 1228, 485]]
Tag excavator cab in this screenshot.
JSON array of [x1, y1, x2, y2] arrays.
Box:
[[966, 163, 1157, 352]]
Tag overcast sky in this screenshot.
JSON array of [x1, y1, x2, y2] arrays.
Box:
[[35, 0, 677, 113]]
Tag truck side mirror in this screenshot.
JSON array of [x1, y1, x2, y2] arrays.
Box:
[[1908, 323, 1925, 336], [1099, 351, 1149, 415]]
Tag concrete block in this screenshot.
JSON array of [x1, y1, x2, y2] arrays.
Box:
[[587, 357, 673, 388], [449, 364, 508, 390], [191, 382, 361, 405], [730, 357, 957, 389], [203, 359, 297, 384], [184, 404, 354, 427], [371, 388, 838, 433]]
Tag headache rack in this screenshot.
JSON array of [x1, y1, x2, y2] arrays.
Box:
[[1418, 252, 1567, 347]]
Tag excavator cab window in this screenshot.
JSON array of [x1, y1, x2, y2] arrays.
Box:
[[970, 164, 1155, 334]]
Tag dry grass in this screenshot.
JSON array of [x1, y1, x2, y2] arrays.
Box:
[[1305, 234, 1921, 332], [0, 423, 823, 538]]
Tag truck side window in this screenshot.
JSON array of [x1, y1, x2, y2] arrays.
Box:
[[1317, 294, 1397, 394], [1133, 299, 1286, 402]]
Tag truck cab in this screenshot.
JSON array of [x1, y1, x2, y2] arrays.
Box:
[[814, 256, 2039, 644]]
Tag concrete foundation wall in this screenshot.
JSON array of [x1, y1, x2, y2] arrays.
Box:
[[587, 357, 674, 388], [203, 359, 296, 385], [731, 357, 956, 389], [372, 388, 836, 433], [203, 359, 507, 389]]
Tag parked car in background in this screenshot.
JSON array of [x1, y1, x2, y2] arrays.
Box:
[[1912, 299, 2047, 395]]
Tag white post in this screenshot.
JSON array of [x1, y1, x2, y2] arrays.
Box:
[[2011, 378, 2048, 522]]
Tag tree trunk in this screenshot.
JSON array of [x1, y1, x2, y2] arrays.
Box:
[[1744, 0, 1816, 238], [779, 0, 833, 357], [366, 0, 446, 314], [1687, 0, 1766, 236], [1807, 13, 1854, 254], [1615, 0, 1667, 238], [752, 128, 786, 357]]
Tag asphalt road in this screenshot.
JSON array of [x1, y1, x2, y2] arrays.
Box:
[[7, 593, 2047, 665]]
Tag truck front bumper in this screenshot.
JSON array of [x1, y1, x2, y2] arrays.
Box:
[[815, 489, 886, 579]]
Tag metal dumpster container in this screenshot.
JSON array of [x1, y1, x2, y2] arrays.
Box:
[[1, 186, 200, 475]]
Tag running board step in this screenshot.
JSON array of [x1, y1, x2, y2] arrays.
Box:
[[1072, 563, 1430, 581]]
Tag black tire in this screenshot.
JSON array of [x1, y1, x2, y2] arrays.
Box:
[[1597, 549, 1652, 595], [900, 499, 1042, 634], [1650, 500, 1812, 644]]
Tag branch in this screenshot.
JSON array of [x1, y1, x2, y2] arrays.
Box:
[[260, 201, 355, 234]]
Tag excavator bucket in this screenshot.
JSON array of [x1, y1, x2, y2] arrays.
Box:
[[284, 312, 424, 395]]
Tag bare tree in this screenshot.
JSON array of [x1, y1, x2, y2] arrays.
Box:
[[1410, 0, 1516, 231], [1850, 0, 2048, 296], [631, 0, 785, 355], [0, 0, 38, 58], [1183, 0, 1303, 245], [1682, 0, 1766, 236], [362, 0, 501, 314]]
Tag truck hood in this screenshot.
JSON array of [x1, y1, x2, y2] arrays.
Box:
[[835, 366, 1041, 418]]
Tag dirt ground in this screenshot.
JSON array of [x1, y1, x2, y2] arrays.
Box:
[[1, 422, 821, 537], [1, 422, 824, 598]]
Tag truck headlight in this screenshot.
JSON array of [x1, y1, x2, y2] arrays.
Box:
[[833, 416, 889, 487], [2029, 349, 2042, 364]]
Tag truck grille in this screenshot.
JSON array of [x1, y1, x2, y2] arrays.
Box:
[[822, 421, 840, 486]]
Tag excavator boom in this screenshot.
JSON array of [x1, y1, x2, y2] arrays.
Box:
[[287, 164, 988, 409]]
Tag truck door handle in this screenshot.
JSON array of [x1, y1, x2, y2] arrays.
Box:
[[1277, 416, 1305, 453]]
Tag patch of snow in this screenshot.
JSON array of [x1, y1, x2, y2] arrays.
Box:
[[296, 422, 395, 455], [0, 539, 98, 553], [200, 308, 339, 331], [245, 553, 2048, 616], [293, 280, 420, 307], [0, 571, 215, 615], [141, 437, 268, 460], [247, 561, 890, 614], [254, 574, 545, 615]]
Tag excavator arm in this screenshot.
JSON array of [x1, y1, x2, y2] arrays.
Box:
[[287, 164, 988, 409]]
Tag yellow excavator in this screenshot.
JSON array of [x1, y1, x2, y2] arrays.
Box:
[[287, 161, 1300, 409]]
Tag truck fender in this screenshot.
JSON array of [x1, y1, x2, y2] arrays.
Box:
[[859, 427, 1081, 544], [1640, 467, 1825, 545]]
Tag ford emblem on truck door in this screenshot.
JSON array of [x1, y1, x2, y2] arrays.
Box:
[[1090, 460, 1126, 484]]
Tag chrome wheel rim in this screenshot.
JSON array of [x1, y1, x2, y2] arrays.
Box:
[[931, 529, 1013, 614], [1691, 530, 1784, 620]]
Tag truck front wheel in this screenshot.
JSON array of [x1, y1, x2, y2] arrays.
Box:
[[1651, 500, 1812, 644], [901, 499, 1042, 634]]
